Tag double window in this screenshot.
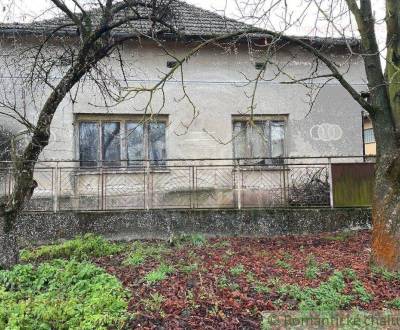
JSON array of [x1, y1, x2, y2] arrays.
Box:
[[233, 117, 286, 164], [78, 116, 166, 167]]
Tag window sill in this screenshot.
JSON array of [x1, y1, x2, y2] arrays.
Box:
[[233, 166, 290, 172], [73, 167, 170, 175]]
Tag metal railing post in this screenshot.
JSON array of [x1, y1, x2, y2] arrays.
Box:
[[282, 161, 287, 206], [100, 165, 105, 211], [191, 165, 195, 209], [145, 161, 150, 211], [53, 162, 59, 213], [237, 164, 242, 210], [328, 157, 334, 208]]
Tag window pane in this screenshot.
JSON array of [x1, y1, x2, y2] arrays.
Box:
[[233, 121, 246, 159], [364, 128, 375, 144], [148, 122, 166, 165], [249, 122, 269, 159], [271, 121, 285, 158], [79, 122, 98, 167], [127, 122, 144, 166], [102, 122, 121, 166]]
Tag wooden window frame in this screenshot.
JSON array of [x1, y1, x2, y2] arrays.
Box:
[[232, 115, 287, 165], [75, 114, 168, 168]]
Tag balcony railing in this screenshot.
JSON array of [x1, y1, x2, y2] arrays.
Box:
[[0, 156, 375, 212]]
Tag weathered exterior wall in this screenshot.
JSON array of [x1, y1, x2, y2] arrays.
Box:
[[0, 38, 366, 162], [15, 208, 371, 246]]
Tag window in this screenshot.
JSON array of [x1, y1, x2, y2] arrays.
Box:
[[78, 116, 166, 167], [148, 123, 166, 166], [364, 128, 375, 144], [126, 122, 144, 166], [102, 122, 121, 166], [79, 122, 99, 167], [233, 118, 286, 165]]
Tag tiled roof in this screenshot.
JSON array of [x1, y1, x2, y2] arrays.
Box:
[[0, 0, 359, 46], [0, 0, 251, 37]]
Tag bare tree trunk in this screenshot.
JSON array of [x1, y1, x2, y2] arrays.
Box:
[[371, 152, 400, 270], [0, 215, 19, 269]]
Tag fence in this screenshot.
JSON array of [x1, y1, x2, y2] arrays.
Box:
[[0, 156, 375, 212]]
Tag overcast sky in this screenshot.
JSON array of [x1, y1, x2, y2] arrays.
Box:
[[1, 0, 228, 22]]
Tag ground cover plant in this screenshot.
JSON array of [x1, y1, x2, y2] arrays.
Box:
[[2, 230, 400, 329], [20, 234, 124, 262], [0, 259, 130, 329]]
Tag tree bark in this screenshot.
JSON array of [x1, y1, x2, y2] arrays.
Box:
[[0, 216, 19, 269], [371, 152, 400, 270]]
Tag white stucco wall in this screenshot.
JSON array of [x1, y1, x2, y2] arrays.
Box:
[[0, 37, 366, 162]]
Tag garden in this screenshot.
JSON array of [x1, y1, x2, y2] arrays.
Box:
[[1, 230, 400, 329]]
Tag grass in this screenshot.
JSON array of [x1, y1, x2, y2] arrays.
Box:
[[142, 293, 165, 313], [276, 259, 292, 270], [123, 242, 169, 267], [325, 231, 354, 242], [245, 272, 270, 293], [20, 234, 124, 262], [304, 254, 320, 280], [144, 264, 174, 284], [0, 259, 130, 329], [276, 270, 374, 312], [172, 234, 207, 247], [179, 262, 199, 274], [352, 280, 373, 303], [217, 275, 239, 290], [371, 265, 400, 281], [276, 271, 354, 312], [229, 264, 245, 276], [388, 298, 400, 309]]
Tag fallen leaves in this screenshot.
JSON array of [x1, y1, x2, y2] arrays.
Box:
[[93, 230, 400, 329]]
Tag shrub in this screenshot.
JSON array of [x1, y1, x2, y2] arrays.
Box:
[[20, 234, 124, 262], [0, 259, 130, 329]]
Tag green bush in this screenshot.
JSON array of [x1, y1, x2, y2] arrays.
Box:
[[20, 234, 125, 262], [0, 259, 130, 329]]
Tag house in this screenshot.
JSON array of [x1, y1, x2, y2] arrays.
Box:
[[0, 0, 369, 211]]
